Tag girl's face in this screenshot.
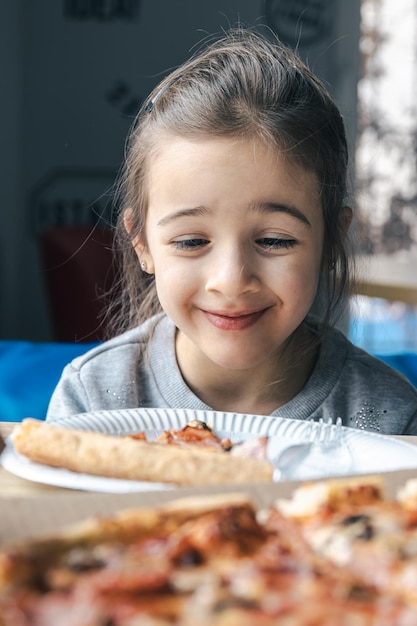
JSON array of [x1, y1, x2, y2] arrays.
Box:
[[138, 136, 324, 376]]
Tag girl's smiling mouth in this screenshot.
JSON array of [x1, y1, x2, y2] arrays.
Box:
[[202, 308, 268, 331]]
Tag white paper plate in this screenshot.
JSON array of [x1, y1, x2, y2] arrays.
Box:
[[2, 408, 417, 492]]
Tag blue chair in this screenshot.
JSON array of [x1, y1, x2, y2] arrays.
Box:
[[375, 353, 417, 388], [0, 341, 99, 422]]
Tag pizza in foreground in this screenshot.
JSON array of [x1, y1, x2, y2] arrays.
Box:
[[2, 476, 417, 624], [11, 418, 274, 485]]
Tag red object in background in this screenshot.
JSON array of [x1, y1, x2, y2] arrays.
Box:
[[40, 227, 117, 342]]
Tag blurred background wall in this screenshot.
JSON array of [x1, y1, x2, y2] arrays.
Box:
[[0, 0, 361, 342]]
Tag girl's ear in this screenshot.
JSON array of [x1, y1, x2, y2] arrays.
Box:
[[123, 209, 155, 274], [123, 209, 135, 237]]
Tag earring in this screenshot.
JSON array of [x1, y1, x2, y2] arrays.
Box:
[[140, 260, 148, 272], [329, 261, 336, 271]]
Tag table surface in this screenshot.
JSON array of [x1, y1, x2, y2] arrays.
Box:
[[1, 421, 417, 497]]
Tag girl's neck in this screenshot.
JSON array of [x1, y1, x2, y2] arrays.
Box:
[[175, 326, 318, 415]]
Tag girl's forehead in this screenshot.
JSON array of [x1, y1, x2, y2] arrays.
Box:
[[147, 134, 317, 181], [144, 134, 323, 226]]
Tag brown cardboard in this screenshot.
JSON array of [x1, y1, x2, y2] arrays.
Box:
[[1, 468, 417, 546]]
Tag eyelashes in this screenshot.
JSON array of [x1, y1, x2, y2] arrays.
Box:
[[257, 237, 297, 250], [172, 238, 209, 250], [171, 237, 297, 252]]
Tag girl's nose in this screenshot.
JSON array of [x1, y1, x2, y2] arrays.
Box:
[[205, 246, 261, 297]]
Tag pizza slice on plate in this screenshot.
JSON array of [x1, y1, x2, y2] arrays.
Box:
[[11, 418, 274, 485]]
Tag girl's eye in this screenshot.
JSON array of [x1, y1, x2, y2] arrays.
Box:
[[257, 237, 297, 251], [171, 238, 209, 251]]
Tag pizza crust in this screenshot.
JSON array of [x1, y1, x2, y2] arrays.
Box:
[[12, 418, 273, 485], [275, 475, 385, 519]]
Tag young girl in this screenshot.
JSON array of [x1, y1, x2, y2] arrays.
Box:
[[46, 28, 417, 434]]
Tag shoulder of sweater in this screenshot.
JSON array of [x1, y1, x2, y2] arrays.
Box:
[[66, 315, 166, 371], [307, 319, 417, 393], [331, 328, 417, 394]]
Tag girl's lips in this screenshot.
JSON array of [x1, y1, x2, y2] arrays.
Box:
[[202, 309, 266, 331]]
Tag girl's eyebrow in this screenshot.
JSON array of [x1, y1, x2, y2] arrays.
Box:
[[255, 202, 312, 228], [156, 202, 311, 227], [157, 206, 207, 226]]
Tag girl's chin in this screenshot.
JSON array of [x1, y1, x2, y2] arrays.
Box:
[[175, 328, 285, 371]]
